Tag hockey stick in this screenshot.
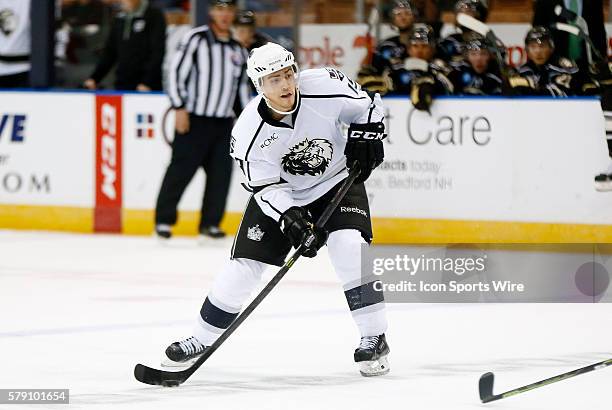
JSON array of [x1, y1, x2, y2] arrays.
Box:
[[479, 357, 612, 403], [456, 13, 493, 41], [554, 5, 603, 65], [554, 22, 600, 65], [456, 13, 510, 78], [364, 5, 379, 66], [134, 165, 362, 387]]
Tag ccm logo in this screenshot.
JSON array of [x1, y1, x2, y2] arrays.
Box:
[[100, 103, 118, 200], [348, 130, 385, 140]]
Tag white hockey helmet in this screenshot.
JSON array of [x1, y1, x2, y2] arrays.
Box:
[[247, 43, 300, 115]]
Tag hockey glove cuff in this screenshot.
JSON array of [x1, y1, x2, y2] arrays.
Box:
[[345, 122, 386, 184], [280, 207, 328, 258]]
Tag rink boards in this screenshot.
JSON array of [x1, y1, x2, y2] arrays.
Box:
[[0, 91, 610, 242]]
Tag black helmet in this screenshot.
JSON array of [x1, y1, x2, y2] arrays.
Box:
[[464, 36, 489, 52], [389, 0, 416, 31], [525, 26, 554, 48], [454, 0, 488, 22], [408, 23, 435, 46], [391, 0, 416, 15], [212, 0, 236, 7], [235, 10, 256, 26]]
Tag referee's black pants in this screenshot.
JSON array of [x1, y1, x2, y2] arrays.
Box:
[[0, 71, 30, 88], [155, 115, 233, 231]]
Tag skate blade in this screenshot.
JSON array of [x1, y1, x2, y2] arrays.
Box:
[[160, 356, 199, 368], [154, 234, 171, 245], [197, 236, 230, 247], [595, 181, 612, 192], [358, 356, 390, 377]]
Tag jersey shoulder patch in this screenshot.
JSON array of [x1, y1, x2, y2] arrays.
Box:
[[558, 57, 576, 69], [231, 96, 265, 160], [431, 58, 451, 73], [555, 57, 578, 73], [518, 64, 534, 75]]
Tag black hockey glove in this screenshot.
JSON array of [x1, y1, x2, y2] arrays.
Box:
[[589, 60, 612, 82], [345, 122, 386, 184], [410, 76, 435, 112], [280, 207, 328, 258]]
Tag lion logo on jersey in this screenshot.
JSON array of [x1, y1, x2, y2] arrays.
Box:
[[281, 138, 333, 176]]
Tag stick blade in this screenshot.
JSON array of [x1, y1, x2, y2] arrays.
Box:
[[134, 363, 187, 387], [479, 372, 496, 403], [456, 13, 489, 37]]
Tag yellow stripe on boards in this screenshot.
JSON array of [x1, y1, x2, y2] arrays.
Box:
[[121, 209, 243, 236], [2, 204, 612, 243], [0, 204, 92, 233], [372, 218, 612, 243]]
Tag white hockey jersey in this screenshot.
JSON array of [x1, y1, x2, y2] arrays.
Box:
[[0, 0, 31, 76], [231, 67, 385, 222]]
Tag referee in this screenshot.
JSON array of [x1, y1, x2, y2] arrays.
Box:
[[155, 0, 250, 240]]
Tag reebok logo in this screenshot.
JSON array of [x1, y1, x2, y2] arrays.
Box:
[[340, 206, 367, 217]]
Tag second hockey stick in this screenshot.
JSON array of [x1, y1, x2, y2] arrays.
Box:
[[479, 357, 612, 403], [134, 165, 362, 387], [456, 13, 511, 78], [554, 5, 604, 65]]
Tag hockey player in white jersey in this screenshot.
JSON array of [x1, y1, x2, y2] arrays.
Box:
[[163, 43, 390, 376]]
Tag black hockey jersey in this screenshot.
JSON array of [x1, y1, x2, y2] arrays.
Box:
[[448, 61, 503, 95], [517, 56, 584, 96]]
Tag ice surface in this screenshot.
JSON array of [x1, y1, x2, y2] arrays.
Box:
[[1, 230, 611, 410]]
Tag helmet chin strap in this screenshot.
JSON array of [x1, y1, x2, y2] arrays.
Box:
[[262, 91, 300, 116]]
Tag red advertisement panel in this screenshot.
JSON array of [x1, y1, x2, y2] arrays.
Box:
[[94, 95, 122, 233]]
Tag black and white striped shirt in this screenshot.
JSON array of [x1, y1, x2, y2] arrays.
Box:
[[168, 26, 250, 118]]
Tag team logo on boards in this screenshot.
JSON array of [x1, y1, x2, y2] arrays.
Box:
[[281, 138, 333, 176]]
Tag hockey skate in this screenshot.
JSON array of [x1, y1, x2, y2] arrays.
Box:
[[155, 224, 172, 240], [199, 226, 227, 239], [354, 334, 390, 377], [594, 173, 612, 192], [161, 336, 208, 367]]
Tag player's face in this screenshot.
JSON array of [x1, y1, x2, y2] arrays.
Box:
[[467, 49, 490, 74], [408, 42, 434, 61], [392, 8, 414, 31], [233, 25, 255, 48], [527, 42, 553, 66], [262, 67, 297, 113], [210, 5, 236, 32]]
